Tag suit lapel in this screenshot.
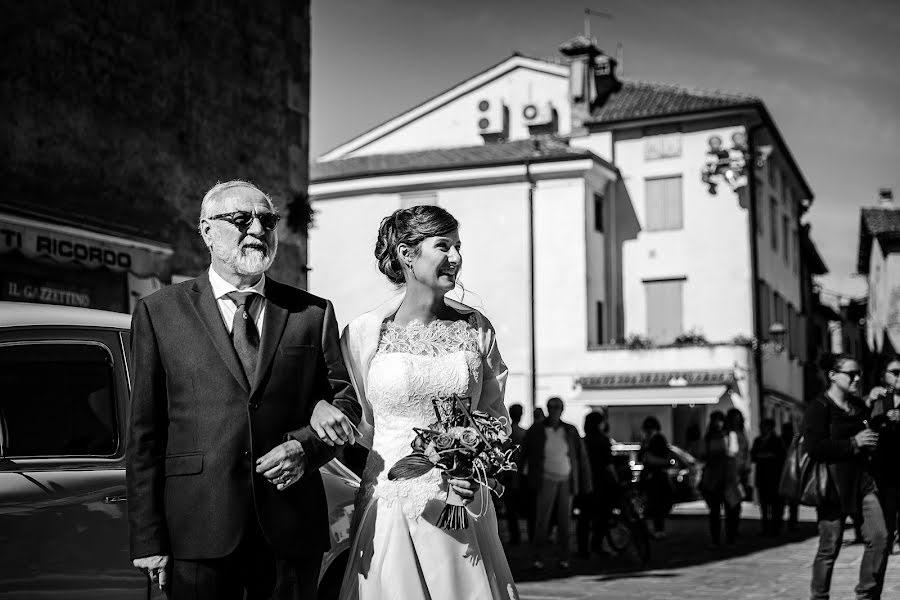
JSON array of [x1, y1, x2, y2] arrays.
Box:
[[251, 278, 289, 397], [188, 275, 251, 394]]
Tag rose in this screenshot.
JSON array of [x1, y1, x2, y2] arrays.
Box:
[[458, 427, 481, 451], [434, 432, 455, 451]]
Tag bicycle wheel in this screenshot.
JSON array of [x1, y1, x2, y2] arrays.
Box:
[[605, 511, 632, 551]]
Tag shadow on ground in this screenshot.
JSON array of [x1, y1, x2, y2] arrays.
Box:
[[503, 513, 820, 583]]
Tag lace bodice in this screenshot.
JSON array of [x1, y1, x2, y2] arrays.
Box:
[[358, 316, 483, 519]]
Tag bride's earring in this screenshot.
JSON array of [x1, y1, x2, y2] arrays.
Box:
[[407, 260, 416, 280]]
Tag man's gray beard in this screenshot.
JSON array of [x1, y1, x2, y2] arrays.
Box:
[[212, 239, 277, 276]]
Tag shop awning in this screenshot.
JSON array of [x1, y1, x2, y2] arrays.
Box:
[[0, 212, 173, 280], [572, 369, 736, 407], [571, 386, 731, 406]]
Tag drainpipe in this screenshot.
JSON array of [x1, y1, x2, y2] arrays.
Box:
[[525, 160, 538, 419], [747, 121, 765, 430]]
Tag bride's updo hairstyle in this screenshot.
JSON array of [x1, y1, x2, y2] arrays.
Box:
[[375, 205, 459, 285]]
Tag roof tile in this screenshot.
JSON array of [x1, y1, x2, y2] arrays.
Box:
[[588, 80, 759, 124], [311, 138, 596, 183], [857, 206, 900, 273]]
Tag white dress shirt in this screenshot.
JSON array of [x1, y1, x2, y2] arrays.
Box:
[[208, 267, 266, 334]]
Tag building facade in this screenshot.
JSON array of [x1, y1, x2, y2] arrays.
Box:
[[1, 1, 312, 311], [858, 190, 900, 374], [309, 38, 822, 443]]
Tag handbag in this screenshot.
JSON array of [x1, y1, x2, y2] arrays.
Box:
[[778, 434, 832, 507]]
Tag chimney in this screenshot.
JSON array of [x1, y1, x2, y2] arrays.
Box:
[[878, 187, 894, 206], [558, 35, 621, 131]]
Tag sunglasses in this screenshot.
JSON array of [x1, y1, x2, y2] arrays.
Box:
[[835, 370, 861, 380], [887, 369, 900, 377], [208, 210, 280, 232]]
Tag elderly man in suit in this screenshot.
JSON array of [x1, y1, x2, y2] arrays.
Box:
[[127, 180, 360, 599]]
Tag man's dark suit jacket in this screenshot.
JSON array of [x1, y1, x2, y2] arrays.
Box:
[[126, 274, 360, 561]]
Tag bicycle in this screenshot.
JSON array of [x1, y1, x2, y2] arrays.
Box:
[[604, 479, 651, 565]]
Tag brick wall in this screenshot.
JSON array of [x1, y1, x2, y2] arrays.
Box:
[[0, 0, 310, 286]]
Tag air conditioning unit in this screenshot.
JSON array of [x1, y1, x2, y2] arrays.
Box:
[[476, 98, 509, 142], [522, 102, 556, 126], [522, 102, 558, 136]]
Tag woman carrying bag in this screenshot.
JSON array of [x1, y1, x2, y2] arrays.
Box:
[[805, 354, 888, 600]]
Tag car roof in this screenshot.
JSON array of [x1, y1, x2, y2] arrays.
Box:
[[0, 301, 131, 330]]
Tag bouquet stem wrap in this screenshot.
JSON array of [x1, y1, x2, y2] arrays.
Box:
[[437, 487, 469, 530]]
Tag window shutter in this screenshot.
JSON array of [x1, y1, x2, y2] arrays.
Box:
[[645, 176, 682, 231], [646, 279, 684, 344]]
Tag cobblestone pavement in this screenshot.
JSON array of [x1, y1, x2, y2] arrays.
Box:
[[503, 502, 900, 600]]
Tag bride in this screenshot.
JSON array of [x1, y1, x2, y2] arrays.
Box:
[[315, 205, 519, 600]]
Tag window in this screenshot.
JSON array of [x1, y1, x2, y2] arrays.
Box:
[[596, 301, 604, 345], [770, 197, 778, 251], [782, 216, 790, 264], [786, 304, 794, 359], [399, 191, 437, 208], [772, 291, 783, 329], [759, 280, 770, 331], [645, 278, 684, 344], [0, 343, 117, 457], [645, 176, 683, 231], [756, 192, 764, 236], [594, 193, 604, 232]]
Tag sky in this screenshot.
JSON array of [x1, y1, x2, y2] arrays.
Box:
[[310, 0, 900, 302]]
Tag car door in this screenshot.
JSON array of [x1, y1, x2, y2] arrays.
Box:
[[0, 327, 162, 599]]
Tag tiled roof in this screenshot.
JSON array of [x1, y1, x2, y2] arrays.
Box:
[[857, 206, 900, 273], [576, 370, 735, 390], [587, 80, 760, 124], [311, 138, 598, 183]]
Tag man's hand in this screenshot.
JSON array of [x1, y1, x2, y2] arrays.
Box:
[[256, 440, 307, 491], [310, 400, 356, 446], [133, 555, 170, 590], [888, 409, 900, 422]]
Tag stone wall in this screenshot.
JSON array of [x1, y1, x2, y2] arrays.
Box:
[[0, 0, 310, 285]]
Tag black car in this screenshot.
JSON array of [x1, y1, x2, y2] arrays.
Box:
[[610, 441, 703, 504]]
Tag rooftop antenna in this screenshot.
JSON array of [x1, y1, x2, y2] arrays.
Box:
[[583, 8, 613, 41]]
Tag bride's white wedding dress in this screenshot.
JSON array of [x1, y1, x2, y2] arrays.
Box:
[[339, 316, 519, 600]]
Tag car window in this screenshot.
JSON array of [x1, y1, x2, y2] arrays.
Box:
[[0, 342, 118, 458]]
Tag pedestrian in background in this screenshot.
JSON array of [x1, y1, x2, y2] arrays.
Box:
[[502, 403, 527, 545], [684, 423, 702, 459], [525, 397, 592, 570], [751, 417, 786, 536], [805, 353, 887, 600], [866, 356, 900, 557], [780, 421, 800, 529], [522, 406, 546, 542], [700, 411, 742, 549], [639, 416, 674, 539], [577, 411, 617, 558]]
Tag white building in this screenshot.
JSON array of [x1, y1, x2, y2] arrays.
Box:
[[857, 189, 900, 359], [309, 37, 818, 445]]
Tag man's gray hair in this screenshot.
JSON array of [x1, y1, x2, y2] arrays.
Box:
[[198, 180, 277, 232]]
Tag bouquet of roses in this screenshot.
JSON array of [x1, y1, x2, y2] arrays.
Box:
[[388, 394, 519, 530]]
